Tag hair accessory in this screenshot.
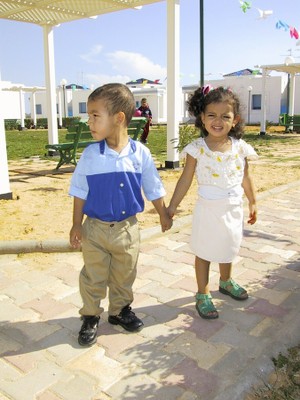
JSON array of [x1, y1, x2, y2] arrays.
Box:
[[201, 84, 213, 96], [219, 86, 232, 93]]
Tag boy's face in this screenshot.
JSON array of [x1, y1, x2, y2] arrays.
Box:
[[87, 99, 116, 141], [141, 100, 147, 107]]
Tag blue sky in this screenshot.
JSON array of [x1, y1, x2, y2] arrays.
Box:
[[0, 0, 299, 89]]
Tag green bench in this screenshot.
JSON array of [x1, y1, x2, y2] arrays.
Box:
[[45, 117, 147, 170], [127, 116, 147, 139], [279, 114, 300, 133]]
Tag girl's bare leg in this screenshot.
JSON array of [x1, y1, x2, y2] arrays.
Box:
[[195, 256, 218, 318], [219, 263, 232, 282], [219, 262, 248, 299], [195, 256, 210, 294]]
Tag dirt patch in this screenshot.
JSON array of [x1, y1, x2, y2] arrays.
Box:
[[1, 132, 300, 242]]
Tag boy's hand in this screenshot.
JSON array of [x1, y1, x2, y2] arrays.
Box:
[[70, 224, 83, 248], [160, 214, 173, 232]]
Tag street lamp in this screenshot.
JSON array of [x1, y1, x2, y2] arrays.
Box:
[[60, 78, 67, 123], [247, 86, 253, 125], [199, 0, 204, 86]]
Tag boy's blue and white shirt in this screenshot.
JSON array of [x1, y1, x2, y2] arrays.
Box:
[[69, 138, 166, 222]]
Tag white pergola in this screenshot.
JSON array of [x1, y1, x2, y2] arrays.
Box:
[[2, 84, 46, 129], [0, 0, 181, 199], [259, 61, 300, 135]]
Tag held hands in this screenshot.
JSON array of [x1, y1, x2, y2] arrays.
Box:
[[160, 211, 173, 232], [69, 224, 83, 249], [157, 204, 177, 232]]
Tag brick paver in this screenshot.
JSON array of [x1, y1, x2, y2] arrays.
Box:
[[0, 183, 299, 399]]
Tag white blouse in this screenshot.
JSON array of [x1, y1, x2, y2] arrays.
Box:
[[181, 137, 258, 199]]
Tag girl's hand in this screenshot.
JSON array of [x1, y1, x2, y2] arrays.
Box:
[[166, 205, 176, 219], [247, 204, 257, 225]]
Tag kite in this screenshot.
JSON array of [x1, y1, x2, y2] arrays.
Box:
[[239, 1, 251, 13], [275, 20, 299, 41], [257, 9, 273, 19], [290, 26, 299, 40], [276, 20, 290, 31], [238, 3, 300, 45]]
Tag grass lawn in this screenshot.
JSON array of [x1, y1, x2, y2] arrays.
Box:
[[4, 124, 300, 164]]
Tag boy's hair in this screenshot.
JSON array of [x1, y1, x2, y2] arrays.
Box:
[[187, 86, 244, 139], [88, 83, 135, 126], [141, 98, 147, 102]]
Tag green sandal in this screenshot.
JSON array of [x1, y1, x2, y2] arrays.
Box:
[[219, 278, 248, 300], [195, 293, 219, 319]]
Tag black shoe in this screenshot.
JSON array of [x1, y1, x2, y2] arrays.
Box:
[[108, 305, 144, 332], [78, 315, 100, 346]]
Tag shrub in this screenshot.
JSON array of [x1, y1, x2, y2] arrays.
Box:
[[171, 124, 200, 153]]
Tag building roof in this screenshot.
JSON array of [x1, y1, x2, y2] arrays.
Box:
[[66, 84, 85, 90], [223, 68, 262, 77], [126, 78, 162, 85]]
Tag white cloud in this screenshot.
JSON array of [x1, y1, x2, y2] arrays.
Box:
[[107, 50, 166, 80], [80, 45, 103, 63], [81, 47, 166, 87]]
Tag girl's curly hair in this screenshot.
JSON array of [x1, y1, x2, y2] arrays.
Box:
[[187, 86, 244, 139]]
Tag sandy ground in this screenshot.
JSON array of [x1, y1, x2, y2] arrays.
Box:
[[1, 132, 300, 242]]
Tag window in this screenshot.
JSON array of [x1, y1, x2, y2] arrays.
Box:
[[252, 94, 261, 110], [79, 102, 87, 114], [36, 104, 42, 115]]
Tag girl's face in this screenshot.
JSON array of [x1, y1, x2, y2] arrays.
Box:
[[201, 101, 239, 138], [87, 99, 117, 141]]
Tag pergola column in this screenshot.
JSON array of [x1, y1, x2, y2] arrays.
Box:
[[166, 0, 180, 169], [0, 88, 12, 199], [43, 25, 58, 146]]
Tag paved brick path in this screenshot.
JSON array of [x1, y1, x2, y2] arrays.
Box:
[[0, 182, 299, 400]]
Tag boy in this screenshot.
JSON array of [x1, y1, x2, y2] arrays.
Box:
[[69, 83, 172, 346], [138, 98, 152, 144]]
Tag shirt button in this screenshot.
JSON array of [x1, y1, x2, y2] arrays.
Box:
[[120, 183, 124, 187], [122, 211, 126, 215]]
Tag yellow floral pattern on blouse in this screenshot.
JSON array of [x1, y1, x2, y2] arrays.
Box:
[[181, 137, 258, 189]]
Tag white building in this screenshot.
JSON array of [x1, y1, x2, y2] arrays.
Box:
[[2, 71, 300, 127], [183, 70, 300, 125]]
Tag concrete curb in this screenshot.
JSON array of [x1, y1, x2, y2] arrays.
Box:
[[0, 216, 193, 255], [1, 180, 300, 255], [0, 239, 78, 255]]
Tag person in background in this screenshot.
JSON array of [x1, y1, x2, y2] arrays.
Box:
[[69, 83, 172, 346], [167, 86, 258, 320], [138, 98, 152, 144]]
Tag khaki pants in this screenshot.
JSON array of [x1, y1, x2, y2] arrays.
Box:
[[79, 216, 140, 316]]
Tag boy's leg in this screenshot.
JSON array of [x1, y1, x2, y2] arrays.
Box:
[[78, 218, 111, 346], [140, 120, 150, 143], [79, 218, 110, 316], [107, 217, 143, 331]]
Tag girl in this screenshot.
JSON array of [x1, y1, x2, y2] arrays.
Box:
[[168, 86, 258, 319]]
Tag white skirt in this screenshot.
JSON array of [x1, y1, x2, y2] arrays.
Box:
[[190, 196, 243, 263]]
